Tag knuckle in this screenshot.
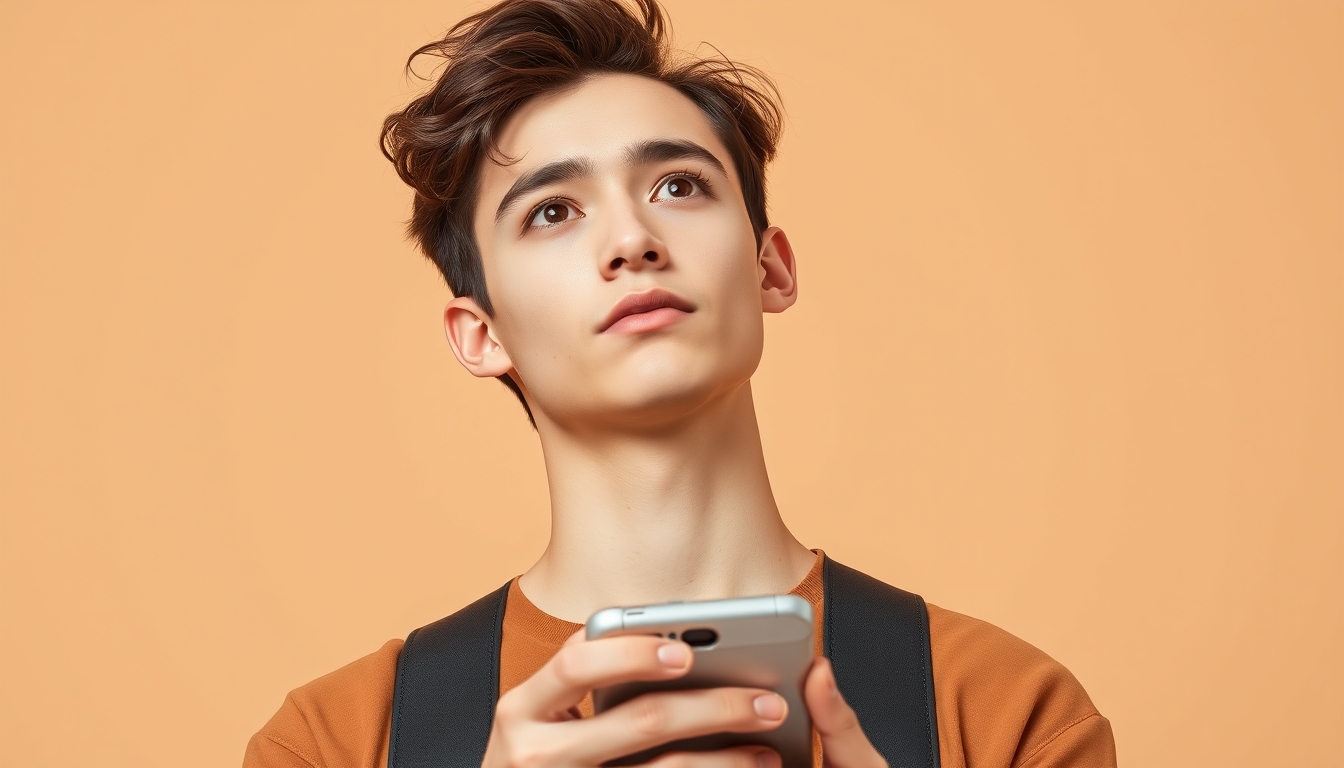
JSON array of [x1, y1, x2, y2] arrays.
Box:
[[549, 646, 586, 687], [613, 636, 653, 670], [494, 690, 524, 723], [834, 703, 863, 734], [713, 691, 753, 725], [628, 696, 671, 736]]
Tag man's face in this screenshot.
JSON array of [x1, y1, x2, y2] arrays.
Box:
[[466, 73, 790, 429]]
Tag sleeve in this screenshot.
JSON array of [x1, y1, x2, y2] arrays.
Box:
[[1016, 712, 1117, 768], [243, 712, 324, 768], [926, 604, 1118, 768], [240, 639, 403, 768]]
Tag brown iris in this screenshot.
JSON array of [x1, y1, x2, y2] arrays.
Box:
[[665, 178, 692, 198]]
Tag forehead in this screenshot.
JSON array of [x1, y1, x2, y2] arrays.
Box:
[[486, 73, 730, 188]]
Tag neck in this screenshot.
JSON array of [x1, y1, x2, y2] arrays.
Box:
[[520, 382, 815, 623]]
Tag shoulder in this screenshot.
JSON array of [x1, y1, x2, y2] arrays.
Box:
[[244, 639, 403, 768], [926, 604, 1115, 768]]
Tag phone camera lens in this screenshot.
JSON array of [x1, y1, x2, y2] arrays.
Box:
[[681, 628, 718, 648]]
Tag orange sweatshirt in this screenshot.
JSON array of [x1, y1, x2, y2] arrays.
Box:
[[244, 554, 1115, 768]]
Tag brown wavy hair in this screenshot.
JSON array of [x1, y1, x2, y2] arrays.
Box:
[[380, 0, 784, 420]]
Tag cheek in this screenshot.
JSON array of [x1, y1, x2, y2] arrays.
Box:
[[693, 228, 766, 358], [486, 253, 590, 378], [705, 226, 764, 312]]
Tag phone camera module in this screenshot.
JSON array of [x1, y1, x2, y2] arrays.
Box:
[[681, 628, 718, 648]]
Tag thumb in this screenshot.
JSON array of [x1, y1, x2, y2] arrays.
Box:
[[804, 658, 887, 768]]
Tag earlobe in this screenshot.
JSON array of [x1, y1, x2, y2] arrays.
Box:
[[443, 297, 515, 378], [758, 226, 798, 313]]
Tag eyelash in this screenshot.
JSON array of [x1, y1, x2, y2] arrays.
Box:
[[522, 170, 717, 233], [653, 169, 715, 201], [524, 197, 579, 233]]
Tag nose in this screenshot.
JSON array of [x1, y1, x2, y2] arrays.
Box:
[[597, 203, 669, 279]]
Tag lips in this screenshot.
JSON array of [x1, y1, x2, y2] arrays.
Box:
[[597, 288, 696, 334]]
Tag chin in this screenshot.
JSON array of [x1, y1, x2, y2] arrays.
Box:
[[597, 364, 757, 430], [528, 342, 762, 431]]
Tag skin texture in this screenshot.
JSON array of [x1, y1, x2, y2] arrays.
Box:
[[444, 74, 885, 768]]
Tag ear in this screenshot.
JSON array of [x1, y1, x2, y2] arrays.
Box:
[[757, 226, 798, 313], [443, 297, 515, 379]]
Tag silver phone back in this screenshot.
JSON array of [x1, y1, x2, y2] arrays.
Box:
[[586, 594, 814, 768]]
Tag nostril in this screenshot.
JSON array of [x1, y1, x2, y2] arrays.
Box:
[[609, 258, 624, 271], [643, 251, 658, 262]]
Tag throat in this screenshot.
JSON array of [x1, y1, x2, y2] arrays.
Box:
[[520, 385, 815, 622]]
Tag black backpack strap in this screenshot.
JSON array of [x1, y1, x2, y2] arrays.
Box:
[[389, 582, 511, 768], [824, 558, 940, 768]]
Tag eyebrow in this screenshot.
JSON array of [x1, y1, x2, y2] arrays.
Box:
[[624, 139, 727, 177], [493, 157, 594, 223], [493, 139, 728, 224]]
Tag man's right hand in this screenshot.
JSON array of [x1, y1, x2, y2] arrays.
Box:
[[482, 631, 787, 768]]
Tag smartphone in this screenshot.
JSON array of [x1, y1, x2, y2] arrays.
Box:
[[585, 594, 814, 768]]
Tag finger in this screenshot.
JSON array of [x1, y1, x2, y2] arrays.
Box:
[[505, 635, 693, 719], [804, 659, 886, 768], [644, 746, 782, 768], [565, 687, 787, 766]]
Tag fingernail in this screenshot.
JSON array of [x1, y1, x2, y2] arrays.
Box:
[[657, 642, 690, 669], [757, 751, 781, 768], [753, 693, 785, 721]]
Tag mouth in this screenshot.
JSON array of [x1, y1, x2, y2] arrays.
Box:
[[597, 288, 697, 334]]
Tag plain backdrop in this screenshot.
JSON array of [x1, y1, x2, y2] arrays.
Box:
[[1, 1, 1340, 766]]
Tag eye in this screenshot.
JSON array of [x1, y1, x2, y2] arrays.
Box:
[[526, 200, 582, 229], [652, 173, 707, 202]]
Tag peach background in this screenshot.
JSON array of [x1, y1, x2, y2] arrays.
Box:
[[1, 1, 1340, 766]]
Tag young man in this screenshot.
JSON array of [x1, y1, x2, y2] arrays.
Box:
[[244, 1, 1117, 767]]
